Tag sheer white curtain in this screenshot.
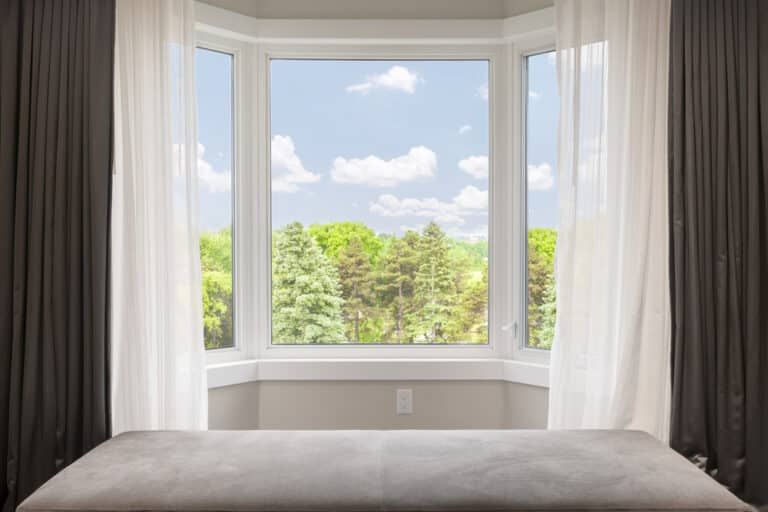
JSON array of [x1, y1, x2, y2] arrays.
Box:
[[111, 0, 207, 433], [548, 0, 671, 439]]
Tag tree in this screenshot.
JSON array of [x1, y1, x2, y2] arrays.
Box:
[[336, 236, 373, 341], [527, 228, 557, 348], [448, 238, 488, 270], [537, 276, 556, 348], [200, 226, 232, 273], [308, 222, 384, 265], [376, 230, 420, 343], [272, 222, 345, 343], [200, 227, 233, 349], [448, 261, 488, 343], [408, 222, 457, 342]]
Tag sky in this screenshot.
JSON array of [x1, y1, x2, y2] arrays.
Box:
[[194, 50, 559, 238]]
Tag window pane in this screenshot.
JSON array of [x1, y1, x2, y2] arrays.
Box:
[[195, 48, 234, 350], [526, 51, 558, 350], [270, 60, 489, 345]]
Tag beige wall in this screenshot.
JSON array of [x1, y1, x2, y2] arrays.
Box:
[[209, 381, 548, 430]]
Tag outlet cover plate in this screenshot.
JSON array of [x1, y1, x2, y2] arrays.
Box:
[[396, 388, 413, 415]]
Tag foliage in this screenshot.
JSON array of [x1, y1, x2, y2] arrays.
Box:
[[276, 221, 488, 344], [200, 228, 233, 349], [407, 222, 459, 343], [308, 222, 384, 265], [527, 227, 557, 349], [375, 231, 420, 343], [448, 239, 488, 270], [447, 263, 488, 343], [272, 222, 345, 343], [336, 236, 374, 341], [200, 221, 557, 348]]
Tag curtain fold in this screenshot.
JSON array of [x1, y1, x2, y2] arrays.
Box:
[[111, 0, 207, 433], [668, 0, 768, 506], [0, 0, 115, 509], [548, 0, 672, 440]]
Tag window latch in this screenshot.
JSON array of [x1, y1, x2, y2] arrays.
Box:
[[501, 322, 518, 338]]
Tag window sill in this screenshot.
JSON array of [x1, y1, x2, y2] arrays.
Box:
[[207, 358, 549, 389]]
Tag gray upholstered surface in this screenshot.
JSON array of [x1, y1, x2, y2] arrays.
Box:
[[18, 430, 749, 512]]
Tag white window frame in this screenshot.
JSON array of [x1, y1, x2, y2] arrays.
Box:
[[196, 32, 253, 366], [512, 33, 558, 366], [256, 43, 510, 361], [196, 2, 555, 382]]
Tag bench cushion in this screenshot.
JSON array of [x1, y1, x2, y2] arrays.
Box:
[[18, 430, 748, 512]]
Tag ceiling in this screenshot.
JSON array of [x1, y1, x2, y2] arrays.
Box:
[[198, 0, 554, 20]]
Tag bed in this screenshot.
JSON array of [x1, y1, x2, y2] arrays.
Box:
[[18, 430, 749, 512]]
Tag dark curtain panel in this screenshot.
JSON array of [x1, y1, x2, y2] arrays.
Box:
[[0, 0, 115, 510], [669, 0, 768, 507]]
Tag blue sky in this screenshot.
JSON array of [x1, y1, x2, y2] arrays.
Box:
[[526, 51, 559, 229], [195, 51, 558, 237]]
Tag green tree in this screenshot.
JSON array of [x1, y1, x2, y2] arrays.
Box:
[[537, 276, 557, 348], [527, 228, 557, 348], [272, 222, 345, 343], [448, 261, 488, 343], [376, 230, 420, 343], [448, 239, 488, 272], [308, 222, 384, 264], [200, 227, 233, 349], [336, 236, 374, 341], [408, 222, 457, 342]]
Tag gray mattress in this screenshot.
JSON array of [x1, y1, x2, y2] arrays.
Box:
[[18, 430, 749, 512]]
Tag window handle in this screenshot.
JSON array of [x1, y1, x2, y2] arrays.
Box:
[[501, 322, 518, 338]]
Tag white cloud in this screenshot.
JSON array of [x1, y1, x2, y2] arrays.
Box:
[[458, 155, 488, 179], [346, 65, 421, 95], [173, 143, 231, 193], [529, 90, 541, 100], [477, 83, 489, 101], [271, 135, 321, 193], [369, 185, 488, 226], [458, 124, 472, 135], [331, 146, 437, 187], [198, 156, 231, 193], [528, 162, 554, 191], [453, 185, 488, 210], [370, 195, 464, 224]]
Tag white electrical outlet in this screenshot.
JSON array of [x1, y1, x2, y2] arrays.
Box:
[[396, 388, 413, 415]]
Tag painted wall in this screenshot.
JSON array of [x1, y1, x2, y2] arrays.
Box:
[[209, 381, 548, 430]]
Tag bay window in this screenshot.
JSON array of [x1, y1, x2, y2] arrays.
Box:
[[195, 7, 556, 378]]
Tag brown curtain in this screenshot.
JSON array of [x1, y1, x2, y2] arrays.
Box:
[[0, 1, 115, 510], [668, 0, 768, 507]]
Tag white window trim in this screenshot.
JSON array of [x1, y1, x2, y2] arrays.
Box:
[[196, 32, 255, 366], [256, 42, 509, 362], [195, 1, 555, 383], [207, 358, 549, 389], [511, 32, 557, 367]]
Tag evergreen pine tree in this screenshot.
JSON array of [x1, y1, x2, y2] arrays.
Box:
[[336, 236, 373, 341], [408, 222, 456, 342], [272, 222, 345, 343], [376, 230, 420, 343]]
